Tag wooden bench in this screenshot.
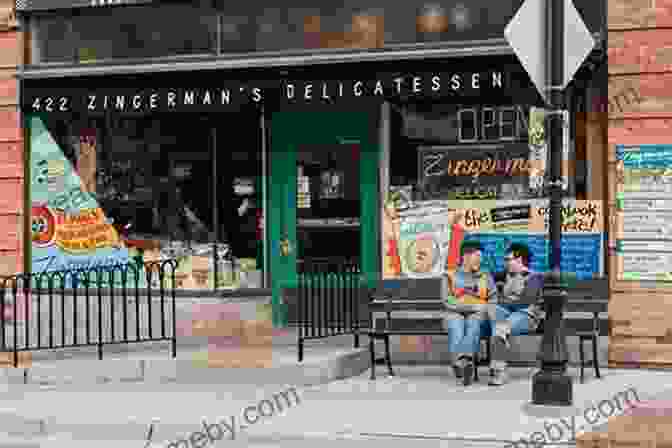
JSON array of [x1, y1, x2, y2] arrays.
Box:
[[367, 276, 608, 383]]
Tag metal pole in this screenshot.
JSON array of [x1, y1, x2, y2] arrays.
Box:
[[532, 0, 572, 406], [212, 125, 219, 292]]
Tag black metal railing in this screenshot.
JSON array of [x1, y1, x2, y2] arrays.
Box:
[[296, 259, 363, 362], [0, 260, 178, 368]]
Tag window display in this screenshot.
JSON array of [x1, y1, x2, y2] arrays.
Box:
[[30, 112, 265, 291], [382, 100, 604, 280]]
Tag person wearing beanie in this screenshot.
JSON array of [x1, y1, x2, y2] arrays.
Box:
[[443, 217, 497, 386], [487, 243, 544, 386]]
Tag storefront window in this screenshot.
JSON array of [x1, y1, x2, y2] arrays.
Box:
[[389, 101, 562, 201], [29, 110, 265, 291], [382, 99, 604, 281], [26, 1, 603, 65], [30, 4, 218, 64], [30, 14, 72, 63]]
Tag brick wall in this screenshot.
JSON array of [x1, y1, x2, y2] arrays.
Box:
[[608, 0, 672, 367], [0, 7, 23, 276]]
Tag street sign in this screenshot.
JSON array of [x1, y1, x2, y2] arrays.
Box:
[[504, 0, 596, 102]]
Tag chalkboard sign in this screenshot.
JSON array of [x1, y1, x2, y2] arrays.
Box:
[[418, 144, 532, 200], [463, 233, 603, 279]]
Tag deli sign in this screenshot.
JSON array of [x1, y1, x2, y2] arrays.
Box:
[[22, 70, 509, 114]]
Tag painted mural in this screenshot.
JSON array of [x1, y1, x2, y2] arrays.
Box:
[[29, 116, 132, 280]]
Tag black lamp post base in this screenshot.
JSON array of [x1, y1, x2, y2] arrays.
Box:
[[532, 369, 573, 406]]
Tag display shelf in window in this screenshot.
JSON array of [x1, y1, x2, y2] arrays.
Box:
[[297, 165, 311, 209]]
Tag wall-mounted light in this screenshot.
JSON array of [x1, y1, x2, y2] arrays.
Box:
[[416, 4, 449, 35], [450, 3, 471, 32]]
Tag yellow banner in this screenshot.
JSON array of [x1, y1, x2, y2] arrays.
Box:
[[53, 208, 123, 254]]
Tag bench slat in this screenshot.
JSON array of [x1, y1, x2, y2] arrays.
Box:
[[370, 317, 608, 336], [369, 299, 608, 314]]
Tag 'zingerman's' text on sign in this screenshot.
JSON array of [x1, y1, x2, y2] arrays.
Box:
[[26, 71, 505, 113]]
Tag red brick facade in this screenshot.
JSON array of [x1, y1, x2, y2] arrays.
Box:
[[608, 0, 672, 366], [0, 6, 23, 276]]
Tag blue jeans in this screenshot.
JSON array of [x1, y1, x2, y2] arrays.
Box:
[[444, 310, 486, 362], [487, 303, 531, 368], [489, 304, 530, 337]]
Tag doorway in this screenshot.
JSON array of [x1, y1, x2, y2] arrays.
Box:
[[268, 110, 380, 326], [296, 144, 361, 267]]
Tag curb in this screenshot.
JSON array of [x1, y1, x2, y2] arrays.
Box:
[[0, 347, 370, 388]]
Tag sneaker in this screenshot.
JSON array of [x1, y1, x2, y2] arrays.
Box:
[[488, 368, 508, 386], [462, 359, 475, 386], [452, 363, 464, 379]]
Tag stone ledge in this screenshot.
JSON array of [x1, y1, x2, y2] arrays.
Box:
[[0, 346, 370, 387]]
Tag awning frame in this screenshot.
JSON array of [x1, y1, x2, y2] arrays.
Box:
[[16, 40, 519, 80], [16, 31, 605, 81]]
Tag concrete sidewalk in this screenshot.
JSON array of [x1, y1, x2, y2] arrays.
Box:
[[0, 365, 668, 448], [0, 330, 369, 388], [239, 367, 667, 445]]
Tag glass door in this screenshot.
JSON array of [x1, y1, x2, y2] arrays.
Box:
[[268, 110, 379, 327], [296, 144, 361, 268]]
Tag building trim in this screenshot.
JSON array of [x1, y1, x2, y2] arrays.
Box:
[[17, 31, 604, 81], [17, 40, 517, 80]]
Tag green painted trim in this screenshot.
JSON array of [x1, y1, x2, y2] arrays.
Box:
[[359, 130, 381, 289], [268, 110, 379, 327], [269, 112, 297, 327]]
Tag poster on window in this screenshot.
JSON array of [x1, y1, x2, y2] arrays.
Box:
[[615, 144, 672, 281], [29, 116, 132, 283], [381, 195, 604, 280]]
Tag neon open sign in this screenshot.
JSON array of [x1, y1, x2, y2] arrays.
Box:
[[457, 105, 530, 143]]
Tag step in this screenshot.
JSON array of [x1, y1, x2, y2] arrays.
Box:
[[0, 335, 370, 388]]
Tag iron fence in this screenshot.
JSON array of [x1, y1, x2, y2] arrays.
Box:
[[296, 259, 363, 362], [0, 260, 177, 367]]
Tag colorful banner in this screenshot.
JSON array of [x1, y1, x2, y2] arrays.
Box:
[[615, 144, 672, 281], [382, 196, 604, 280], [30, 116, 132, 280]]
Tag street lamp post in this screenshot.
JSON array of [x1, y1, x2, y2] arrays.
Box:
[[531, 0, 572, 406]]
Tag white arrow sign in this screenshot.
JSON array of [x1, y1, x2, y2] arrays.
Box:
[[504, 0, 596, 102]]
